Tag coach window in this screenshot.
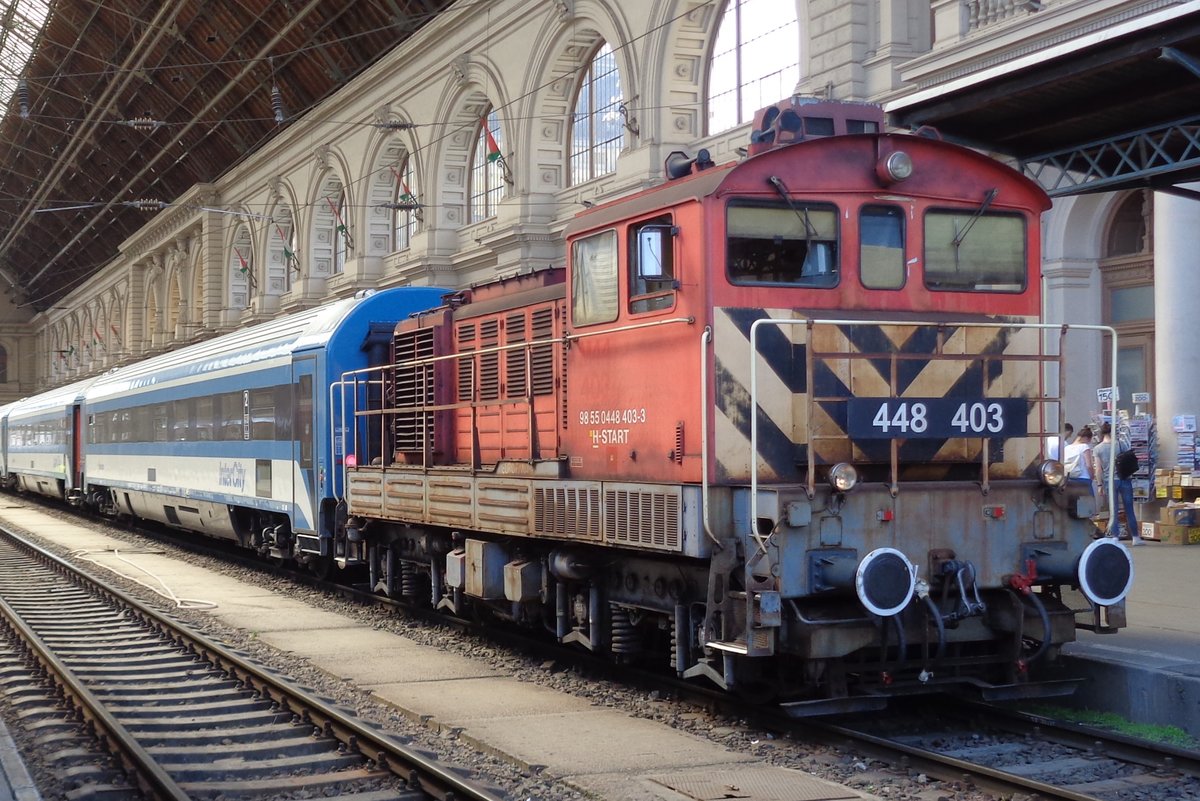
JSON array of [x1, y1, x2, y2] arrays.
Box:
[[195, 396, 214, 441], [250, 388, 275, 440], [727, 200, 838, 286], [297, 374, 314, 468], [629, 216, 676, 314], [860, 205, 905, 290], [571, 229, 618, 325], [171, 399, 191, 441], [924, 208, 1025, 292], [152, 404, 169, 442], [219, 393, 243, 441]]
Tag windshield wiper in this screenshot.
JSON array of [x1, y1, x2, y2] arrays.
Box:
[[768, 175, 818, 242], [952, 188, 998, 247], [950, 187, 998, 270]]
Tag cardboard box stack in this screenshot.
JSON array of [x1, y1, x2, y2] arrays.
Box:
[[1144, 493, 1200, 544]]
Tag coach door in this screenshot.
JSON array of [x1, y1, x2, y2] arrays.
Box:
[[70, 404, 83, 491], [292, 360, 318, 533]]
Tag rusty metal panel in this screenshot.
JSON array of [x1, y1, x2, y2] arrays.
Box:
[[346, 470, 384, 517], [382, 472, 426, 521], [476, 478, 533, 535], [426, 475, 474, 525]]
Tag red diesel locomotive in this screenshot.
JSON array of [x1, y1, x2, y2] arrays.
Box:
[[337, 99, 1132, 711]]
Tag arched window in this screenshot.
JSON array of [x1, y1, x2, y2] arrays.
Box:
[[570, 42, 623, 185], [333, 190, 349, 275], [0, 344, 7, 383], [1106, 192, 1149, 257], [229, 226, 254, 311], [393, 159, 418, 251], [1100, 190, 1155, 406], [707, 0, 801, 134], [470, 108, 505, 223]]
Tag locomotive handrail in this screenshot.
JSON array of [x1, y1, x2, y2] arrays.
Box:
[[336, 316, 696, 381], [747, 318, 1119, 556], [699, 326, 720, 548], [335, 315, 697, 482]]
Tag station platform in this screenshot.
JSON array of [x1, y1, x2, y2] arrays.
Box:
[[1059, 541, 1200, 738]]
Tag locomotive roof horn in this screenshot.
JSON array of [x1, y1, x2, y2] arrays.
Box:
[[664, 148, 714, 180]]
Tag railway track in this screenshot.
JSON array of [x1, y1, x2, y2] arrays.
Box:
[[137, 524, 1200, 801], [809, 700, 1200, 801], [7, 499, 1200, 801], [0, 522, 505, 801]]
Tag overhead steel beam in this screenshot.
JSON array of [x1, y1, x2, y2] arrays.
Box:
[[1019, 112, 1200, 196]]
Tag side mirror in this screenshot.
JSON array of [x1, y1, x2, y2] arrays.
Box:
[[636, 225, 677, 279]]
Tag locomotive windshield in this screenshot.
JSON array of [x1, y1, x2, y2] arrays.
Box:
[[924, 208, 1026, 292], [727, 200, 838, 287]]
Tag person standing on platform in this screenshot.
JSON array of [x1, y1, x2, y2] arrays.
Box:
[[1063, 426, 1096, 490], [1094, 422, 1144, 545], [1048, 421, 1076, 462]]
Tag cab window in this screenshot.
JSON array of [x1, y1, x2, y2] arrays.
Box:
[[571, 229, 619, 325], [860, 205, 905, 290], [924, 209, 1025, 292], [629, 215, 676, 314], [727, 200, 838, 287]]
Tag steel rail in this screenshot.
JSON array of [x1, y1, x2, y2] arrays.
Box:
[[0, 521, 505, 801]]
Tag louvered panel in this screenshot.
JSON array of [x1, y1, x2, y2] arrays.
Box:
[[392, 328, 436, 453], [604, 485, 682, 552], [479, 319, 500, 401], [506, 312, 528, 398], [531, 307, 555, 396], [457, 322, 476, 401], [533, 484, 602, 541]]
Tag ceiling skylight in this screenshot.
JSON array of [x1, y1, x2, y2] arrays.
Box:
[[0, 0, 51, 119]]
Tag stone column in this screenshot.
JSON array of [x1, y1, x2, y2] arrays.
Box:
[[1153, 187, 1200, 468]]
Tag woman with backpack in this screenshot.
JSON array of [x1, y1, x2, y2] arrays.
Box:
[[1094, 422, 1144, 545]]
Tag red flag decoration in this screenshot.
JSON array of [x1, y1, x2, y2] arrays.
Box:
[[274, 225, 300, 273], [234, 247, 249, 274], [482, 118, 502, 163], [93, 327, 104, 350], [234, 247, 257, 288], [324, 196, 355, 251], [388, 165, 418, 204], [110, 324, 122, 344]]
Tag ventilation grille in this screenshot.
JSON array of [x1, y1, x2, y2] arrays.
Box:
[[456, 322, 475, 401], [531, 306, 555, 396], [605, 488, 682, 551], [392, 327, 436, 452], [534, 486, 602, 540], [506, 312, 528, 397], [479, 318, 500, 401]]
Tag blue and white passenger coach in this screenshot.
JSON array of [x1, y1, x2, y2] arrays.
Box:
[[81, 287, 446, 564], [6, 379, 97, 500]]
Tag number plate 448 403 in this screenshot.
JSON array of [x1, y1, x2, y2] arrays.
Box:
[[846, 398, 1028, 439]]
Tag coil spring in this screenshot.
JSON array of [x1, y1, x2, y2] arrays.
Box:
[[400, 561, 419, 597], [609, 603, 640, 654]]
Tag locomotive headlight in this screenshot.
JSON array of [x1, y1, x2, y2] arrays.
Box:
[[1038, 459, 1067, 488], [878, 151, 913, 184], [828, 462, 859, 493]]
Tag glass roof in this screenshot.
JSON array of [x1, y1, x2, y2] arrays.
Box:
[[0, 0, 51, 119]]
